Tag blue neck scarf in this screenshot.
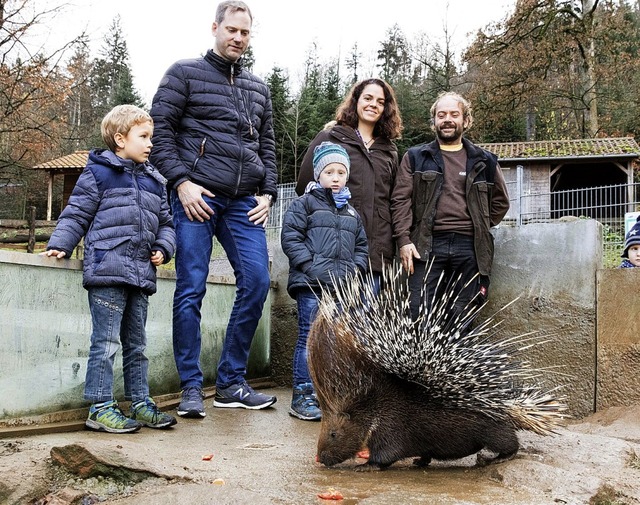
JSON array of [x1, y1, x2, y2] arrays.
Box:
[[305, 182, 351, 208]]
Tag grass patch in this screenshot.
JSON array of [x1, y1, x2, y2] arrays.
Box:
[[589, 484, 628, 505]]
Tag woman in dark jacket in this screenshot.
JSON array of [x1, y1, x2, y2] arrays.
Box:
[[296, 78, 403, 286]]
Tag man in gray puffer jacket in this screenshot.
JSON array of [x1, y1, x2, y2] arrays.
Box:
[[149, 0, 277, 418]]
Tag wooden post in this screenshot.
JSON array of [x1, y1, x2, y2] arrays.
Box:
[[47, 172, 53, 221], [27, 206, 36, 253]]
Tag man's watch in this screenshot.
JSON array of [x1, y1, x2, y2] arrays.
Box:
[[263, 194, 273, 207]]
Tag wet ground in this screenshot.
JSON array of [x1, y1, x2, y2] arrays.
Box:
[[1, 387, 640, 504]]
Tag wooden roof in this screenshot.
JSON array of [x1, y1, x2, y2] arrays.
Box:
[[479, 137, 640, 161], [32, 150, 89, 170]]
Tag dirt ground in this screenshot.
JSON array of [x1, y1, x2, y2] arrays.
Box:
[[1, 388, 639, 505]]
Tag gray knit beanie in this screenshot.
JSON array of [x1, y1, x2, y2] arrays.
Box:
[[312, 142, 350, 181]]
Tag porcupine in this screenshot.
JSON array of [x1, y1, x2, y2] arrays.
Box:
[[307, 263, 568, 471]]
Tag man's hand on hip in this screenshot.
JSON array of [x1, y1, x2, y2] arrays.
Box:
[[177, 181, 215, 222], [248, 195, 271, 228]]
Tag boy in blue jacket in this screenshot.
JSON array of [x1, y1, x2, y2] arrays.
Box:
[[281, 142, 369, 421], [44, 105, 177, 433]]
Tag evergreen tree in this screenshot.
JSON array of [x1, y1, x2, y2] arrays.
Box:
[[345, 43, 362, 86], [89, 16, 143, 146], [377, 24, 411, 83], [267, 67, 297, 183], [294, 45, 327, 169]]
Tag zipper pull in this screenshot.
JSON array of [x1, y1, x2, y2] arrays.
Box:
[[199, 138, 206, 156]]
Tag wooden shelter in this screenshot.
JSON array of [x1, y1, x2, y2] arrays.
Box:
[[481, 137, 638, 189], [478, 137, 639, 223], [32, 150, 88, 221]]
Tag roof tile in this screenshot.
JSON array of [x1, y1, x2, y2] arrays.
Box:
[[479, 137, 640, 160]]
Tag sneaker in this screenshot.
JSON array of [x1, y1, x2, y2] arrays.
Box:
[[86, 401, 141, 434], [289, 383, 322, 421], [177, 386, 206, 418], [130, 397, 177, 429], [213, 381, 277, 410]]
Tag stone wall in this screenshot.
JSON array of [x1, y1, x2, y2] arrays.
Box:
[[595, 268, 640, 409], [0, 250, 272, 421]]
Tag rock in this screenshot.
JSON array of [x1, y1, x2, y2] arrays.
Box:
[[33, 486, 91, 505], [50, 443, 167, 482]]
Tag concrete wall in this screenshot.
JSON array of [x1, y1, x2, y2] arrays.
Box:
[[4, 218, 633, 422], [0, 250, 271, 421], [269, 219, 603, 418], [596, 268, 640, 409], [485, 219, 601, 418]]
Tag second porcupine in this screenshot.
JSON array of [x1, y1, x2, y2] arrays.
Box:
[[307, 264, 568, 471]]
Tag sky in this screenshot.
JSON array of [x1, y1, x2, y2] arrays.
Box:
[[31, 0, 513, 105]]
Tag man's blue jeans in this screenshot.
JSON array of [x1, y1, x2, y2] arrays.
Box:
[[171, 192, 270, 389], [84, 286, 150, 403], [293, 289, 320, 387]]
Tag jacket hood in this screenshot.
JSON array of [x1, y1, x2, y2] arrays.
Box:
[[89, 149, 167, 185]]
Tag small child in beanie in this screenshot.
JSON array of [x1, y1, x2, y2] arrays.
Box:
[[281, 141, 369, 421], [619, 215, 640, 268]]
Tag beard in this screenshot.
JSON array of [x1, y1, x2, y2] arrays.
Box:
[[435, 122, 463, 143]]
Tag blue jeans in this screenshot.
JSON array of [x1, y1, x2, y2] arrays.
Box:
[[84, 286, 150, 403], [171, 192, 270, 389], [408, 232, 487, 325], [293, 290, 320, 386]]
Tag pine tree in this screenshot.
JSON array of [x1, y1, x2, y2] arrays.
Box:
[[88, 16, 143, 146]]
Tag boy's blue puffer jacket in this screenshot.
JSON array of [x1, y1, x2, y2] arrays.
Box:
[[47, 149, 176, 295]]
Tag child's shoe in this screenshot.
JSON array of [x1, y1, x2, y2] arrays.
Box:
[[86, 400, 141, 433], [130, 397, 177, 429], [289, 383, 322, 421]]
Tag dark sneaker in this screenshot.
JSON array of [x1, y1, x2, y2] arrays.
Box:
[[177, 386, 206, 418], [130, 397, 177, 429], [86, 401, 141, 434], [213, 381, 277, 410], [289, 383, 322, 421]]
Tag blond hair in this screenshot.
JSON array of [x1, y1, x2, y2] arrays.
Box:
[[101, 104, 153, 152]]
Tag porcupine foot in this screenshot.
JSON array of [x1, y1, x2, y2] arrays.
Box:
[[476, 449, 518, 467], [412, 455, 432, 467], [354, 460, 392, 472]]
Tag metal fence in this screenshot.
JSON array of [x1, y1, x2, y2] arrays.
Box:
[[267, 181, 640, 268], [505, 180, 640, 266]]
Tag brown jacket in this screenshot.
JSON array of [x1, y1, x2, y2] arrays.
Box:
[[391, 138, 510, 276], [296, 125, 399, 273]]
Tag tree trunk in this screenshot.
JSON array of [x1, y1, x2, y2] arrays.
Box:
[[581, 0, 600, 137]]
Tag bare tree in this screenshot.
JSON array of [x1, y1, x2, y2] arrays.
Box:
[[462, 0, 623, 140], [0, 0, 85, 218]]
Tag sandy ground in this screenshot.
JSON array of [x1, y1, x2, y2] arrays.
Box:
[[1, 388, 639, 505]]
